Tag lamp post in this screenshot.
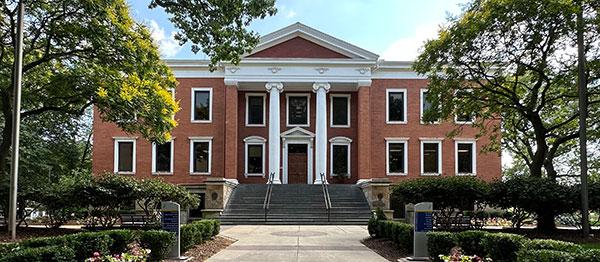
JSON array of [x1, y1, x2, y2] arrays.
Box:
[[9, 0, 25, 241]]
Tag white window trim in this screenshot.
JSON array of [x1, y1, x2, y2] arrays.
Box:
[[420, 89, 440, 124], [455, 140, 477, 176], [191, 87, 213, 123], [420, 138, 443, 176], [330, 94, 351, 128], [152, 140, 174, 175], [329, 136, 352, 177], [244, 136, 267, 177], [286, 93, 311, 127], [386, 88, 408, 124], [113, 137, 137, 175], [245, 93, 266, 127], [385, 138, 409, 176], [189, 137, 213, 175], [454, 89, 475, 124]]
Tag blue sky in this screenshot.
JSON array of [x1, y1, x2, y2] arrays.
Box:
[[128, 0, 468, 61]]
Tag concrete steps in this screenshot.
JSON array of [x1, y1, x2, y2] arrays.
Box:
[[220, 184, 372, 225]]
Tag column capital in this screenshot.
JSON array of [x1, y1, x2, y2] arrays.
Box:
[[265, 82, 284, 92], [312, 82, 330, 93]]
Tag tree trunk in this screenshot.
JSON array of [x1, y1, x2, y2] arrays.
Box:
[[536, 209, 557, 232]]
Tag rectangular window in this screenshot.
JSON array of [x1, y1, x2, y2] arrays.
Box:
[[456, 141, 476, 175], [287, 95, 309, 126], [246, 94, 265, 126], [421, 141, 442, 175], [386, 89, 407, 123], [190, 139, 211, 174], [152, 141, 173, 173], [387, 140, 407, 175], [331, 144, 350, 176], [114, 139, 136, 173], [421, 89, 439, 124], [192, 88, 212, 122], [331, 95, 350, 127], [455, 90, 474, 123], [246, 144, 264, 175]]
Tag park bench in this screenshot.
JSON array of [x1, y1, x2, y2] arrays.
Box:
[[433, 212, 472, 230], [119, 214, 154, 228]]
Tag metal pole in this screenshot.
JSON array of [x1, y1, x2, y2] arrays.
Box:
[[576, 0, 590, 238], [9, 0, 24, 241]]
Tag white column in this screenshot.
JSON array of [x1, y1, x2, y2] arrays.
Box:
[[313, 82, 330, 184], [266, 82, 283, 184]]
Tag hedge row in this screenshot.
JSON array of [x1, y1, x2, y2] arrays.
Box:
[[0, 229, 175, 262], [369, 219, 414, 252], [181, 220, 221, 252], [427, 230, 600, 262]]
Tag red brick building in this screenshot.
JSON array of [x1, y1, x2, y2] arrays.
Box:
[[92, 23, 501, 218]]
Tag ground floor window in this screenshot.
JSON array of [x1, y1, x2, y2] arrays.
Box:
[[456, 140, 476, 175], [421, 140, 442, 175], [244, 136, 266, 177], [386, 139, 408, 175], [114, 138, 136, 174], [330, 137, 352, 177], [152, 141, 173, 174], [189, 138, 212, 175]]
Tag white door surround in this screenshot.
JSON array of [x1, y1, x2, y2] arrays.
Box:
[[281, 127, 315, 184]]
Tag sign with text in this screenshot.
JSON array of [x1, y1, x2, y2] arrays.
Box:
[[161, 201, 183, 259], [415, 211, 433, 232], [408, 202, 433, 261]]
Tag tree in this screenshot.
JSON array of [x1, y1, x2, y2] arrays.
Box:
[[413, 0, 600, 231], [0, 0, 276, 178]]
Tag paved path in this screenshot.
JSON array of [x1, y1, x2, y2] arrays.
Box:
[[208, 225, 388, 262]]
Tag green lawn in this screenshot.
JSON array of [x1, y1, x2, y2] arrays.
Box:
[[581, 242, 600, 249]]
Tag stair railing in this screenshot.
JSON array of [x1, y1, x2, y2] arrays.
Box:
[[263, 172, 275, 222], [320, 173, 332, 222]]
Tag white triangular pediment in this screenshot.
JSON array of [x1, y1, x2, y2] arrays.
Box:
[[246, 22, 379, 60], [281, 127, 315, 138]]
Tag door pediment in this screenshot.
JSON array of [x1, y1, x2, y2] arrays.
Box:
[[281, 127, 315, 139]]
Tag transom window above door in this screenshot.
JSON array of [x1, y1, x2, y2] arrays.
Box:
[[287, 94, 310, 126]]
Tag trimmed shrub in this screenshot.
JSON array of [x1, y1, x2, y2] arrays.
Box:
[[64, 231, 113, 261], [456, 230, 488, 257], [575, 249, 600, 262], [427, 232, 456, 261], [181, 224, 201, 252], [139, 230, 175, 262], [392, 222, 414, 251], [103, 229, 135, 254], [0, 245, 75, 262], [516, 249, 575, 262], [0, 243, 18, 255], [367, 217, 377, 237], [481, 233, 525, 262], [523, 239, 582, 253], [20, 236, 67, 248], [212, 220, 221, 236]]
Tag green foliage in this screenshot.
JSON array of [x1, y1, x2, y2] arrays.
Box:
[[370, 220, 414, 251], [481, 233, 526, 262], [180, 219, 220, 252], [148, 0, 276, 68], [103, 229, 136, 254], [138, 230, 175, 262], [455, 230, 488, 257], [368, 217, 378, 237], [136, 178, 200, 225], [0, 243, 19, 255], [392, 177, 489, 211], [575, 249, 600, 262], [517, 249, 575, 262], [522, 239, 582, 253], [426, 232, 457, 261], [64, 232, 114, 261], [0, 246, 75, 262]]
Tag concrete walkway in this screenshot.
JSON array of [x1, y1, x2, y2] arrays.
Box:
[[208, 225, 388, 262]]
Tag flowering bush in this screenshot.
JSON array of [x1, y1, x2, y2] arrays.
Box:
[[85, 243, 150, 262], [438, 247, 492, 262]]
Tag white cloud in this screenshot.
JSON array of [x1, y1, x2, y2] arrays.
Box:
[[148, 20, 182, 58], [381, 23, 441, 61], [278, 4, 297, 19], [286, 10, 297, 18]]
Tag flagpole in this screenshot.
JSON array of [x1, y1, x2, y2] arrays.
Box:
[[9, 0, 24, 241]]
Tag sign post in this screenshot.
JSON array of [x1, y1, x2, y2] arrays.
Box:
[[407, 202, 433, 261], [161, 201, 186, 260]]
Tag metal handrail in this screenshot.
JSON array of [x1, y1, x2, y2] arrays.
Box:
[[263, 172, 275, 222], [320, 173, 332, 222]]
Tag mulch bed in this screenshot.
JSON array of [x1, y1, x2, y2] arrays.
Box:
[[361, 237, 409, 262], [179, 236, 236, 262], [0, 226, 81, 243]]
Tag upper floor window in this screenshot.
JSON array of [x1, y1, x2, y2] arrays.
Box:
[[287, 94, 310, 126], [421, 139, 442, 175], [455, 89, 474, 124], [246, 94, 266, 126], [152, 141, 173, 174], [189, 137, 212, 175], [330, 137, 352, 177], [421, 89, 440, 124], [191, 88, 212, 122], [386, 138, 408, 175], [455, 140, 476, 175], [330, 95, 350, 127], [114, 138, 136, 174], [386, 89, 407, 124]]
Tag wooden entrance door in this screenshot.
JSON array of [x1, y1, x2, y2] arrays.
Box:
[[287, 144, 308, 184]]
